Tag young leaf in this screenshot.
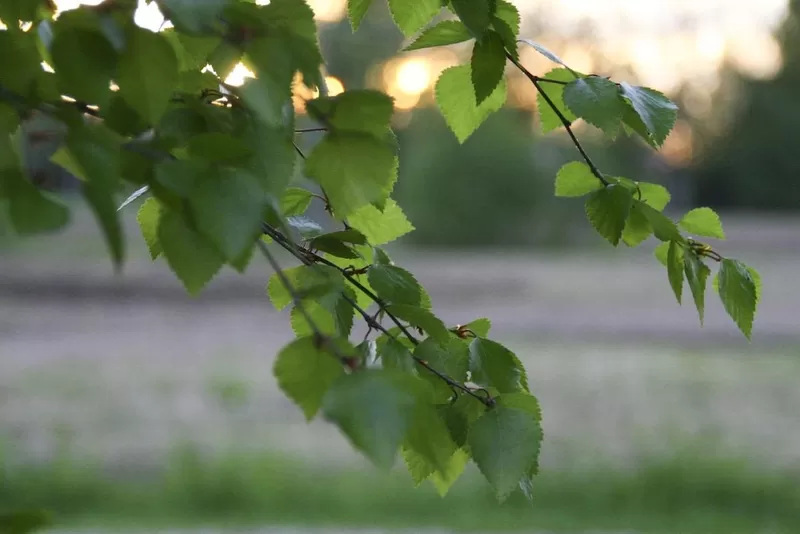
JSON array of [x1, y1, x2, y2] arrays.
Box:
[[717, 259, 758, 339], [274, 336, 346, 421], [468, 405, 543, 501], [460, 317, 492, 338], [638, 182, 671, 211], [305, 133, 396, 217], [713, 265, 762, 305], [621, 202, 653, 247], [158, 209, 225, 296], [137, 197, 162, 260], [347, 0, 374, 31], [468, 338, 528, 393], [584, 184, 633, 246], [684, 251, 711, 324], [280, 187, 313, 216], [322, 370, 419, 469], [471, 30, 507, 105], [267, 264, 343, 310], [50, 27, 116, 108], [619, 82, 678, 148], [450, 0, 492, 39], [387, 0, 442, 37], [428, 448, 470, 497], [536, 68, 579, 133], [667, 240, 684, 304], [639, 202, 681, 242], [679, 207, 726, 240], [368, 264, 426, 307], [518, 39, 573, 71], [563, 76, 626, 136], [654, 241, 669, 267], [189, 168, 265, 261], [435, 64, 507, 143], [117, 27, 179, 125], [404, 20, 472, 52], [554, 161, 603, 197], [346, 198, 414, 245]]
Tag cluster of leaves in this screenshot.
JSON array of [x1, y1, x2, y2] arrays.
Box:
[[0, 0, 759, 509]]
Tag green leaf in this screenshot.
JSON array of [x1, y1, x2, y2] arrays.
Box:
[[435, 64, 507, 143], [404, 402, 459, 475], [4, 170, 69, 235], [290, 295, 355, 339], [679, 207, 725, 240], [414, 337, 469, 384], [166, 31, 220, 71], [187, 132, 254, 164], [584, 184, 633, 246], [189, 168, 265, 261], [621, 202, 653, 247], [619, 82, 678, 148], [471, 30, 506, 105], [274, 336, 346, 420], [117, 27, 179, 125], [208, 41, 241, 81], [638, 182, 671, 210], [347, 0, 374, 31], [461, 318, 492, 338], [654, 241, 669, 267], [156, 0, 228, 34], [713, 265, 762, 305], [322, 370, 419, 469], [443, 394, 487, 448], [450, 0, 492, 39], [491, 0, 520, 58], [469, 337, 527, 393], [158, 209, 225, 296], [267, 264, 343, 311], [536, 68, 579, 133], [387, 0, 441, 36], [306, 90, 394, 138], [137, 197, 162, 260], [717, 259, 758, 339], [368, 264, 426, 307], [667, 240, 684, 304], [281, 187, 313, 216], [639, 202, 681, 242], [305, 133, 396, 217], [554, 161, 603, 197], [684, 251, 711, 324], [468, 405, 542, 501], [0, 0, 50, 22], [50, 26, 116, 108], [378, 337, 416, 372], [309, 233, 362, 259], [388, 305, 450, 344], [0, 510, 52, 534], [404, 20, 472, 52], [347, 198, 414, 245], [563, 76, 626, 136], [83, 183, 125, 269], [498, 391, 542, 423], [0, 30, 41, 94], [428, 448, 469, 496]]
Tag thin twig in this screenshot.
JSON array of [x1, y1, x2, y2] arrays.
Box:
[[262, 222, 492, 406], [506, 52, 609, 186], [256, 239, 349, 364], [295, 127, 327, 133]]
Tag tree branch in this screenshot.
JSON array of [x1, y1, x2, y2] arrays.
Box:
[[506, 52, 609, 186]]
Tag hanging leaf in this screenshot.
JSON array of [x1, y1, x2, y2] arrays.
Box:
[[717, 259, 758, 339], [584, 184, 633, 246], [404, 20, 472, 52], [435, 64, 507, 143]]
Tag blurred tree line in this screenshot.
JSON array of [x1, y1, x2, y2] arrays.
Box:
[[691, 0, 800, 210]]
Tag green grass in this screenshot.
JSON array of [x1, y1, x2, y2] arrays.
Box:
[[2, 446, 800, 533]]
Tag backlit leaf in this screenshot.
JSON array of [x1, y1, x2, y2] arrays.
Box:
[[451, 0, 492, 39], [158, 209, 225, 295], [347, 0, 374, 31], [554, 161, 603, 197], [619, 82, 678, 148], [436, 64, 507, 143], [679, 207, 726, 240], [368, 264, 426, 307], [404, 20, 472, 52], [346, 198, 414, 245], [536, 68, 579, 133], [563, 75, 626, 136], [137, 197, 162, 260], [387, 0, 441, 36]]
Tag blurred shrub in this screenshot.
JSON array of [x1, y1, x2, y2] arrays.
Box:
[[396, 107, 555, 247]]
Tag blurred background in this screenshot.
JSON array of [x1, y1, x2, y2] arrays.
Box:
[[2, 0, 800, 533]]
